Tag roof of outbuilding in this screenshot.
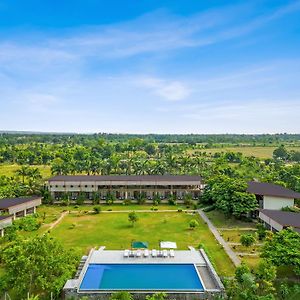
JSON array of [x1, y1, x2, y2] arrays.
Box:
[[260, 209, 300, 233], [0, 196, 41, 209], [0, 215, 13, 221], [247, 181, 300, 199], [48, 175, 202, 182]]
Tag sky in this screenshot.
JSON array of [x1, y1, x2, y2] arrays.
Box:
[[0, 0, 300, 134]]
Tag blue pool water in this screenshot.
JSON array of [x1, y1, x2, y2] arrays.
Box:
[[80, 264, 204, 291]]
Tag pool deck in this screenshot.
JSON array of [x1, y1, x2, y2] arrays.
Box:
[[64, 247, 225, 299], [89, 248, 206, 265]]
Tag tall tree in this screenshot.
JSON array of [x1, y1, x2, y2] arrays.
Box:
[[0, 235, 79, 298]]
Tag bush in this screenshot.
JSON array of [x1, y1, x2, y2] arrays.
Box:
[[14, 215, 41, 232], [240, 234, 256, 247], [110, 292, 133, 300], [93, 206, 101, 214], [137, 197, 146, 204], [153, 193, 161, 205], [281, 206, 300, 213], [256, 223, 267, 240], [189, 219, 199, 229], [202, 205, 215, 212], [69, 223, 76, 229], [168, 194, 177, 205], [123, 199, 131, 205]]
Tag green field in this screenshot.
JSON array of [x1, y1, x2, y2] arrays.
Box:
[[36, 206, 235, 276], [191, 146, 300, 159], [0, 164, 51, 178]]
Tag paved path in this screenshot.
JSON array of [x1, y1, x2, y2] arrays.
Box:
[[228, 242, 263, 246], [236, 252, 259, 257], [70, 209, 195, 214], [197, 209, 241, 267], [218, 227, 256, 231], [48, 211, 69, 230]]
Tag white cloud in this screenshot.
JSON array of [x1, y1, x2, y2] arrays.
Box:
[[138, 77, 191, 101]]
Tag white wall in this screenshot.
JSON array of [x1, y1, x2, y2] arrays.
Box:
[[0, 217, 13, 229], [259, 211, 283, 231], [263, 196, 294, 210]]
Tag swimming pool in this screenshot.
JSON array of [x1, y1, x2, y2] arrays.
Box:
[[80, 264, 204, 291]]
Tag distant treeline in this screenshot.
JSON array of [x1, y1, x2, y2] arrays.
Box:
[[0, 132, 300, 145]]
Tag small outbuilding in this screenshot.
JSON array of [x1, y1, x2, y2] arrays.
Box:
[[0, 215, 13, 237], [0, 196, 42, 220], [247, 181, 300, 211], [259, 209, 300, 233]]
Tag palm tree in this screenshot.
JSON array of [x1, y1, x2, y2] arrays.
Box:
[[15, 165, 30, 183]]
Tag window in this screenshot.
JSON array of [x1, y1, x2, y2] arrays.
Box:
[[85, 185, 88, 188], [70, 185, 73, 188]]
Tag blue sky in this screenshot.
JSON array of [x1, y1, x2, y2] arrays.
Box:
[[0, 0, 300, 133]]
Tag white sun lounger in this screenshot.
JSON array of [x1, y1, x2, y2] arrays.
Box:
[[124, 250, 129, 257], [169, 249, 175, 257], [152, 249, 157, 257], [163, 250, 168, 257], [136, 250, 142, 257], [144, 249, 149, 257]]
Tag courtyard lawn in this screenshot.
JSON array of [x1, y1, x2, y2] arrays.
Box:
[[220, 230, 257, 243], [206, 210, 256, 229], [48, 210, 235, 276], [241, 256, 261, 269]]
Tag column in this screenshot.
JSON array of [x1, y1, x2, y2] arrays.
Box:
[[13, 213, 16, 220], [24, 209, 27, 217], [0, 229, 4, 238], [33, 206, 36, 214]]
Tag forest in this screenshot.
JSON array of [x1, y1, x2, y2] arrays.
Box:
[[0, 133, 300, 200]]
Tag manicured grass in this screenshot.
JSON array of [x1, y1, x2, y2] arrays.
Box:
[[47, 210, 235, 276], [241, 256, 261, 269], [220, 230, 257, 243], [66, 204, 181, 211], [0, 164, 51, 179], [231, 244, 260, 253], [206, 210, 256, 229]]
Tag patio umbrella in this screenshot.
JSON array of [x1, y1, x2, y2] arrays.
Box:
[[131, 241, 149, 249]]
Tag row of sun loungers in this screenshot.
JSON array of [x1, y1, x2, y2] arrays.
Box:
[[124, 249, 175, 258]]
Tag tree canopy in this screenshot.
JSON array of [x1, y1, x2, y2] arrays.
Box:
[[0, 235, 79, 298]]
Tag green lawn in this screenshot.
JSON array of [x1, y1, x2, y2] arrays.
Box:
[[220, 230, 257, 243], [0, 164, 51, 179], [206, 210, 256, 229], [45, 209, 234, 276]]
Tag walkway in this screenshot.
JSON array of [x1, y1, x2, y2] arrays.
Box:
[[70, 209, 195, 214], [197, 209, 241, 267], [48, 211, 69, 230]]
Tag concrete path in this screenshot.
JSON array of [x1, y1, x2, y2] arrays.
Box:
[[197, 209, 241, 267], [228, 242, 263, 246], [48, 211, 69, 230], [70, 209, 195, 214], [236, 252, 259, 257], [218, 227, 256, 231]]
